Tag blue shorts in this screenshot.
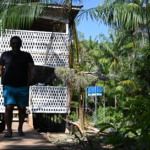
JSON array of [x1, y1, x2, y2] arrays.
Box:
[[3, 85, 29, 106]]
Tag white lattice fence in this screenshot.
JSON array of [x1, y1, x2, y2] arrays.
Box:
[[0, 86, 5, 113], [0, 29, 69, 67], [29, 86, 69, 113], [0, 85, 69, 113]]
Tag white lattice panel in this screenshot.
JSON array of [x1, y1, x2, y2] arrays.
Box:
[[0, 29, 69, 67], [0, 86, 5, 113], [0, 85, 69, 113], [29, 86, 69, 113]]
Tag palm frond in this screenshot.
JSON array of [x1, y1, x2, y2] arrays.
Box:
[[76, 6, 99, 22], [100, 42, 115, 56], [77, 1, 150, 31], [1, 3, 48, 30], [118, 80, 135, 85], [116, 85, 124, 91]]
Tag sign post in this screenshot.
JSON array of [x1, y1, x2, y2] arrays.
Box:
[[94, 86, 97, 124]]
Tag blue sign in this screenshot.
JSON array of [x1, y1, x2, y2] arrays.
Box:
[[87, 87, 102, 93]]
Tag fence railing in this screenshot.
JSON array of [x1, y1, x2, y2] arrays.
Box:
[[0, 29, 69, 67], [0, 85, 69, 114]]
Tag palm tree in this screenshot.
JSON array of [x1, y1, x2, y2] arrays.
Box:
[[78, 36, 100, 72], [76, 0, 150, 46], [97, 29, 138, 107]]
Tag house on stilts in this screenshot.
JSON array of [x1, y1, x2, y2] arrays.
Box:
[[0, 3, 82, 132]]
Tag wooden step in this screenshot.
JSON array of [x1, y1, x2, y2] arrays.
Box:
[[13, 118, 28, 122]]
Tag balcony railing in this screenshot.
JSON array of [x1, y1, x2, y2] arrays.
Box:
[[0, 85, 69, 113], [0, 29, 69, 67]]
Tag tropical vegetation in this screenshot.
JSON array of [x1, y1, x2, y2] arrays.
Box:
[[69, 0, 150, 149]]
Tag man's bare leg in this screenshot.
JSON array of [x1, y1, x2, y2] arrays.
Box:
[[18, 106, 26, 136], [4, 104, 14, 137]]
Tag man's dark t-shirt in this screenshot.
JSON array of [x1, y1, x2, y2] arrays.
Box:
[[0, 50, 34, 87]]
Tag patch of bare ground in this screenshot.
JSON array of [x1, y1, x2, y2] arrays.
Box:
[[41, 133, 78, 150], [40, 128, 114, 150]]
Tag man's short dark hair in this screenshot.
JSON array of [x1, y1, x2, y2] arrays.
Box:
[[10, 36, 22, 47]]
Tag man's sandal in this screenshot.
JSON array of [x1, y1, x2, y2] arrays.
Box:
[[4, 132, 12, 138], [18, 130, 25, 136]]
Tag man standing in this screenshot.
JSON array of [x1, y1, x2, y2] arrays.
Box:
[[0, 36, 34, 137]]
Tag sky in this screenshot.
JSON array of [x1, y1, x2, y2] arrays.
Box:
[[74, 0, 109, 40]]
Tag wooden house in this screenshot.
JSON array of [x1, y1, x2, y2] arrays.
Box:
[[0, 3, 82, 132]]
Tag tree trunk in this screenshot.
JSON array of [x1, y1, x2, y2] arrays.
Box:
[[69, 39, 74, 68], [78, 87, 84, 131], [65, 81, 73, 133], [83, 111, 88, 127], [115, 95, 117, 108], [83, 92, 88, 127]]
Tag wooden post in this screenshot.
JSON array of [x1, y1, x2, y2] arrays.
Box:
[[28, 114, 34, 128]]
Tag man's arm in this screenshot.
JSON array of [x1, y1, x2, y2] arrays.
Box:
[[0, 65, 3, 76], [0, 65, 3, 84], [28, 63, 36, 86]]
